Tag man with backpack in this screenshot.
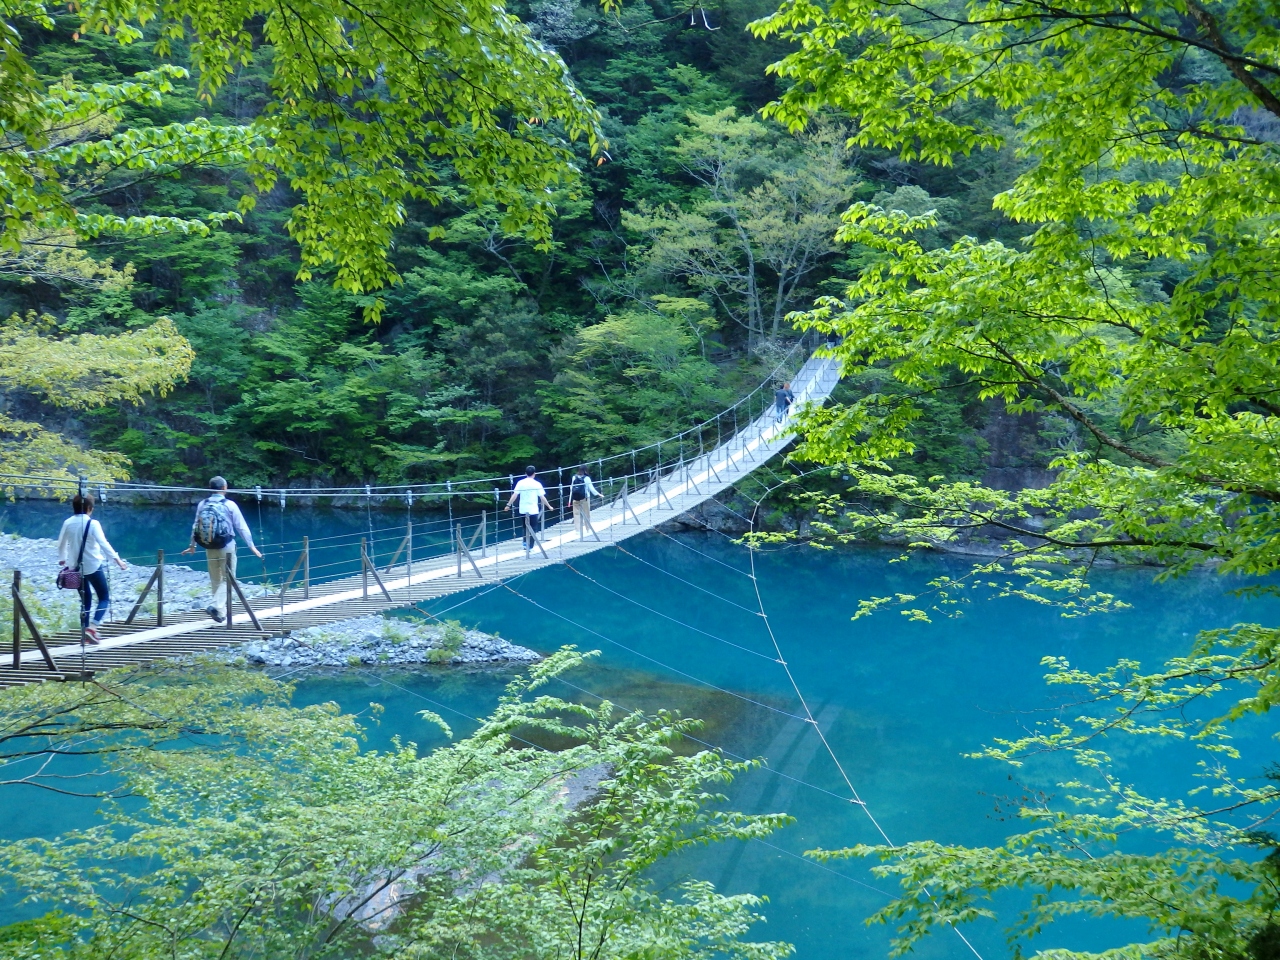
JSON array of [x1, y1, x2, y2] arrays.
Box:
[[182, 477, 263, 622]]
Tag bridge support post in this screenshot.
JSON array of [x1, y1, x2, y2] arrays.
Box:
[[361, 539, 393, 601], [303, 537, 310, 599], [456, 524, 484, 578], [225, 567, 262, 632], [11, 572, 54, 670], [126, 551, 167, 626]]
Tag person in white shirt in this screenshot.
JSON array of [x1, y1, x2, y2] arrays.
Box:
[[181, 476, 263, 623], [57, 493, 127, 643], [505, 465, 555, 554], [568, 465, 601, 540]]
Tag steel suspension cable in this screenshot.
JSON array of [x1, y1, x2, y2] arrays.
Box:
[[560, 560, 779, 662], [741, 475, 988, 960], [498, 581, 809, 724]]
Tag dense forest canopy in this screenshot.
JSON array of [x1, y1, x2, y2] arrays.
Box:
[[8, 0, 1280, 957], [0, 0, 1026, 488]]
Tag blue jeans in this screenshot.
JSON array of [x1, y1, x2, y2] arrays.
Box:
[[79, 568, 109, 628]]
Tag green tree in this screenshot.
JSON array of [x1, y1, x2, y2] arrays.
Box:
[[0, 651, 793, 960], [540, 305, 730, 458], [0, 312, 192, 483], [748, 0, 1280, 956], [625, 110, 857, 346], [2, 0, 605, 319]]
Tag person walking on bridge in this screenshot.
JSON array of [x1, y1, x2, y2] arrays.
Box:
[[57, 493, 127, 644], [569, 465, 601, 541], [774, 381, 795, 423], [505, 466, 554, 556], [182, 477, 263, 622]]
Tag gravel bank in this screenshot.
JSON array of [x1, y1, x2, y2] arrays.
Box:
[[230, 616, 540, 669]]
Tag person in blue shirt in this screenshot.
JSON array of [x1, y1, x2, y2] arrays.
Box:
[[774, 382, 794, 423]]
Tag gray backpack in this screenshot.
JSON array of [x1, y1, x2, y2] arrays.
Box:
[[194, 499, 235, 549]]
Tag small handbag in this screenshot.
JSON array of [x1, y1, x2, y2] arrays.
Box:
[[56, 517, 92, 590]]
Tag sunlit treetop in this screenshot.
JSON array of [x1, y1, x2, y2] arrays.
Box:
[[0, 0, 607, 318]]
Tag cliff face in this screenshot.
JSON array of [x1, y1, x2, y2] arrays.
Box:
[[977, 402, 1058, 491]]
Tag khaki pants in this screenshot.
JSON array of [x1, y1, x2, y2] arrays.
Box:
[[206, 543, 237, 617], [573, 498, 592, 538]]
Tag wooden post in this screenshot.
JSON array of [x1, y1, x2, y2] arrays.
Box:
[[456, 524, 484, 578], [156, 549, 164, 626], [225, 556, 234, 627], [11, 572, 54, 670], [226, 566, 262, 631], [126, 563, 163, 624], [11, 570, 20, 669]]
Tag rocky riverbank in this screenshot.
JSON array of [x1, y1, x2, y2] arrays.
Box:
[[0, 532, 268, 632], [231, 616, 540, 670]]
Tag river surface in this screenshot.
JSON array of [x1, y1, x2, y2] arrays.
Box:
[[0, 501, 1276, 958]]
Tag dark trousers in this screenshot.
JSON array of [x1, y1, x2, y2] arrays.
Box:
[[79, 568, 109, 628], [522, 513, 540, 550]]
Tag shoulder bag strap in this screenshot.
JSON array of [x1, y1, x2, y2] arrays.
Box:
[[74, 516, 91, 572]]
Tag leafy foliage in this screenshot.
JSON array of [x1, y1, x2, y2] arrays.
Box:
[[0, 651, 793, 959], [0, 312, 192, 483], [745, 0, 1280, 955], [2, 0, 605, 318]]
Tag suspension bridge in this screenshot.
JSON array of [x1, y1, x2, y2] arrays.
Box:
[[0, 344, 840, 688]]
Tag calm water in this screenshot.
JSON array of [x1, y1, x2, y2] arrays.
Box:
[[1, 501, 1277, 958]]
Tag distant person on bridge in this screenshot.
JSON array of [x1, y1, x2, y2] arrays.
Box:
[[57, 493, 127, 644], [505, 466, 554, 555], [569, 465, 601, 540], [182, 477, 263, 623], [774, 381, 794, 423]]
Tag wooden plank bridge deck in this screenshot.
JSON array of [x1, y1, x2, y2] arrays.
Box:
[[1, 354, 840, 688]]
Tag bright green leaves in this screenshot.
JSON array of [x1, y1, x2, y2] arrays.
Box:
[[746, 0, 1280, 955], [2, 0, 605, 318], [0, 312, 192, 484], [539, 307, 731, 459], [0, 654, 792, 960]]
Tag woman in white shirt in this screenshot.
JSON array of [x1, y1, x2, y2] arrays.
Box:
[[57, 494, 127, 643]]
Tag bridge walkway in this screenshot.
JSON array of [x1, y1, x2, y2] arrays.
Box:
[[0, 354, 839, 688]]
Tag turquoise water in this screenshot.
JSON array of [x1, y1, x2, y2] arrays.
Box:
[[1, 500, 1276, 957]]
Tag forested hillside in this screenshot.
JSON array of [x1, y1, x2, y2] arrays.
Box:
[[1, 0, 1043, 488]]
